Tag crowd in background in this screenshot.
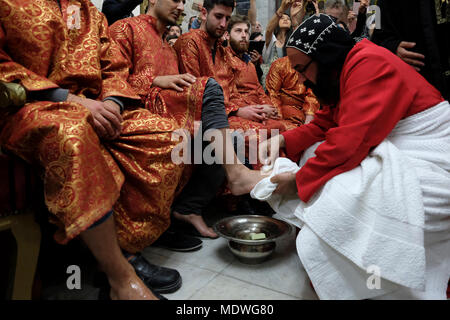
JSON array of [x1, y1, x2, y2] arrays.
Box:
[[101, 0, 449, 101]]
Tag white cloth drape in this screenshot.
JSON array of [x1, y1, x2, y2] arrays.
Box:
[[251, 101, 450, 299]]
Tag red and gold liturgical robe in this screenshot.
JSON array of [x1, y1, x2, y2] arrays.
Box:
[[226, 47, 296, 132], [174, 29, 238, 115], [266, 56, 320, 126], [174, 30, 293, 164], [0, 0, 182, 253], [109, 15, 209, 134]]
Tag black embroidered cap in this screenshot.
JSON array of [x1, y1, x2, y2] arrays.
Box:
[[286, 13, 355, 67]]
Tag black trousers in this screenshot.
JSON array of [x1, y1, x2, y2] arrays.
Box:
[[172, 78, 242, 216]]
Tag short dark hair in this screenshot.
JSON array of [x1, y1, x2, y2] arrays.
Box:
[[227, 15, 250, 33], [169, 24, 182, 35], [203, 0, 235, 12]]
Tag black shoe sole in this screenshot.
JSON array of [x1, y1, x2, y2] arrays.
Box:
[[150, 274, 182, 294]]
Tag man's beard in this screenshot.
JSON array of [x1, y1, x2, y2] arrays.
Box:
[[155, 6, 177, 26], [229, 38, 249, 54], [205, 19, 225, 39], [304, 64, 341, 107]]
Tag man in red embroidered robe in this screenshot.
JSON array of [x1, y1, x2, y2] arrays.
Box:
[[174, 1, 291, 169], [266, 56, 321, 126], [0, 0, 194, 299], [225, 15, 297, 133], [110, 0, 262, 238]]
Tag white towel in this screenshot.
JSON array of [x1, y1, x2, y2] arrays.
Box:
[[251, 101, 450, 299]]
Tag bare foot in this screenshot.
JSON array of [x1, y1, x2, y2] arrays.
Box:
[[109, 267, 158, 300], [227, 166, 269, 196], [173, 211, 217, 238]]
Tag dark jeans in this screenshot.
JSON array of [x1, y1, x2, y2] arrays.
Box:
[[172, 78, 239, 216]]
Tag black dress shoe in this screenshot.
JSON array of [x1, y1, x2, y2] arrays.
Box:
[[127, 253, 182, 294], [152, 228, 203, 252]]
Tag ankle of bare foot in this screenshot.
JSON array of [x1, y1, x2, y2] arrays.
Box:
[[227, 165, 249, 184]]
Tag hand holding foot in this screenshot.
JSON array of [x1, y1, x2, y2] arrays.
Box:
[[258, 134, 285, 169]]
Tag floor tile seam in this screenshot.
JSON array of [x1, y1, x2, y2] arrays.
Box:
[[155, 250, 237, 273], [216, 273, 304, 300], [186, 271, 223, 300]]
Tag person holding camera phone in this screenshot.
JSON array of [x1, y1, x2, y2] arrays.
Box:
[[260, 0, 318, 90], [226, 15, 295, 132]]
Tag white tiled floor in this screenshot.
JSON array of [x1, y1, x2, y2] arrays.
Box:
[[142, 229, 318, 300]]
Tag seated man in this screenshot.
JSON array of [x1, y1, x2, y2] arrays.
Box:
[[110, 0, 259, 238], [174, 0, 239, 116], [0, 0, 188, 300], [174, 1, 290, 167], [226, 15, 296, 133], [266, 56, 320, 126], [244, 14, 450, 299]]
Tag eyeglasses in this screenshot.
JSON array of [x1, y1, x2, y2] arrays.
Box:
[[295, 59, 313, 76]]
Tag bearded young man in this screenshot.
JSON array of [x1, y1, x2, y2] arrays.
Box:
[[224, 15, 301, 170], [227, 15, 293, 128], [240, 14, 450, 299], [174, 1, 291, 170], [174, 0, 272, 120], [110, 0, 262, 240]]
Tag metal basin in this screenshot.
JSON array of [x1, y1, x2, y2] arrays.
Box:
[[213, 215, 292, 264]]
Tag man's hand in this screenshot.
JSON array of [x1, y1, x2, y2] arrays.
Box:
[[259, 104, 280, 120], [152, 73, 197, 92], [271, 172, 298, 195], [290, 0, 304, 17], [249, 50, 261, 64], [236, 105, 266, 122], [396, 41, 425, 71], [258, 134, 285, 168], [348, 10, 357, 24], [67, 93, 122, 140], [290, 0, 306, 27], [280, 0, 293, 10], [311, 0, 320, 14]]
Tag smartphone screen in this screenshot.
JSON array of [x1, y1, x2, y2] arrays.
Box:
[[248, 40, 265, 55], [353, 1, 361, 13]]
